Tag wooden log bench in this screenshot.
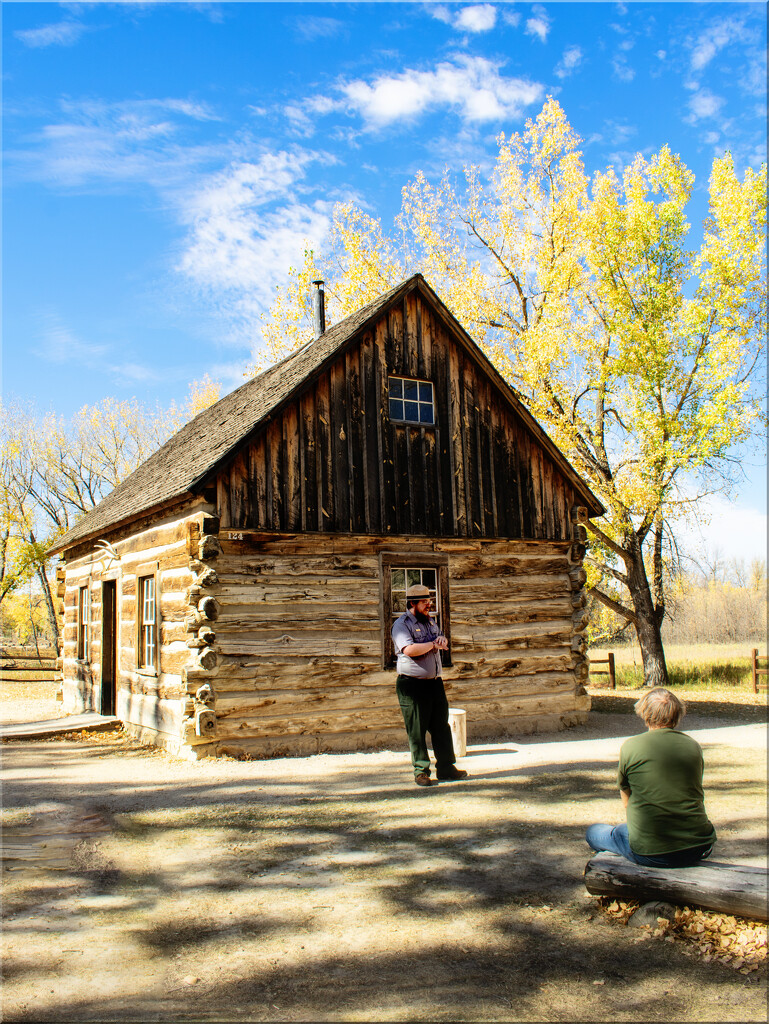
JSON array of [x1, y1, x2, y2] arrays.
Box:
[[584, 852, 768, 921]]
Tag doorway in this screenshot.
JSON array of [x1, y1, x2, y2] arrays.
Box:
[[101, 581, 117, 716]]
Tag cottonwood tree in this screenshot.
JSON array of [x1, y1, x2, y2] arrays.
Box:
[[1, 379, 222, 640], [259, 99, 766, 686]]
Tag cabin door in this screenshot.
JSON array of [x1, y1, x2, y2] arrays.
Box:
[[100, 581, 117, 717]]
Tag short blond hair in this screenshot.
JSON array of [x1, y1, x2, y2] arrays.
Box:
[[634, 687, 686, 729]]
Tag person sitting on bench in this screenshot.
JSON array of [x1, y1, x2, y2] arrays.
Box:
[[586, 687, 716, 867]]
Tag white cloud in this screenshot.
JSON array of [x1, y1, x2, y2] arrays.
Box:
[[9, 98, 223, 189], [430, 6, 453, 26], [456, 4, 497, 33], [612, 56, 635, 82], [685, 88, 725, 123], [15, 20, 87, 48], [306, 95, 340, 116], [525, 6, 550, 43], [604, 120, 637, 146], [703, 130, 720, 145], [206, 359, 256, 390], [335, 56, 543, 128], [740, 50, 768, 98], [554, 45, 583, 80], [177, 152, 333, 334], [31, 310, 171, 384], [283, 103, 314, 136], [34, 314, 109, 365], [502, 10, 521, 28], [431, 4, 497, 33], [689, 17, 749, 71], [293, 16, 344, 41]]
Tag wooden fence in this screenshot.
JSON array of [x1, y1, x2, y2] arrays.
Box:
[[0, 646, 58, 684], [751, 649, 767, 693], [588, 652, 616, 690]]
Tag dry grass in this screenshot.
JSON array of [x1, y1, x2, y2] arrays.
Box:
[[0, 679, 58, 701], [590, 642, 768, 693]]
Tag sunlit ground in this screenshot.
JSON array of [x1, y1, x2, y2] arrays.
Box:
[[2, 686, 766, 1023]]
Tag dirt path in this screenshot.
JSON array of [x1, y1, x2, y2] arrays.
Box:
[[2, 694, 767, 1022]]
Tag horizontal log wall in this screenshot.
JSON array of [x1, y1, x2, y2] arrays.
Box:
[[59, 509, 201, 737], [189, 530, 589, 759], [217, 293, 580, 541]]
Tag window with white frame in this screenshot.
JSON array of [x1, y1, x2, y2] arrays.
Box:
[[138, 574, 157, 670], [388, 376, 435, 425], [77, 585, 89, 660]]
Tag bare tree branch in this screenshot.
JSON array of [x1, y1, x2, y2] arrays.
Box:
[[591, 585, 638, 626]]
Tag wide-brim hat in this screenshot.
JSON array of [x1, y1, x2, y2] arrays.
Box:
[[406, 584, 431, 600]]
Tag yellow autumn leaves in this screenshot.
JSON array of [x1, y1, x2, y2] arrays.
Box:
[[600, 898, 766, 973]]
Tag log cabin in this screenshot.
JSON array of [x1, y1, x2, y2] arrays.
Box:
[[50, 274, 605, 760]]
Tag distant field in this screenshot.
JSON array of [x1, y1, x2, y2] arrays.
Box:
[[589, 641, 768, 693]]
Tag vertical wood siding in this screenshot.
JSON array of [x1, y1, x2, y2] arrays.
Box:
[[216, 293, 578, 540]]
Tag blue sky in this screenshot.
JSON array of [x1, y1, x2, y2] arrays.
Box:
[[3, 1, 767, 563]]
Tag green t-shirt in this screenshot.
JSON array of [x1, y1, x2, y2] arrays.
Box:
[[618, 728, 716, 856]]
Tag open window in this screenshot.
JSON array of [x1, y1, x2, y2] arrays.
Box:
[[77, 585, 90, 661], [388, 376, 435, 425], [380, 553, 451, 667], [136, 565, 159, 674]]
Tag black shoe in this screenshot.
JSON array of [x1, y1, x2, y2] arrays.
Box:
[[415, 772, 435, 786], [437, 768, 468, 781]]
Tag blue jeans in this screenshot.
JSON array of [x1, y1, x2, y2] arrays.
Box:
[[586, 823, 713, 868]]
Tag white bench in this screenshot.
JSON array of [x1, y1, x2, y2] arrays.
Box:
[[584, 852, 768, 921]]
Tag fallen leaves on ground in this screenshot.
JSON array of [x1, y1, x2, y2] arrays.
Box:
[[598, 898, 767, 972]]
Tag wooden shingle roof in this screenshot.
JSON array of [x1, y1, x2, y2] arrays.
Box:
[[52, 273, 603, 554]]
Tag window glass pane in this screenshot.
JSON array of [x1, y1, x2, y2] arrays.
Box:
[[419, 404, 434, 424], [404, 401, 419, 421], [406, 568, 421, 589], [419, 382, 433, 402], [391, 568, 405, 590], [389, 398, 403, 419], [404, 380, 418, 401], [388, 377, 403, 398], [422, 568, 436, 590], [144, 578, 155, 623]]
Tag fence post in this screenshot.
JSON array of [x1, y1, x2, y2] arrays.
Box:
[[608, 652, 616, 690], [752, 648, 758, 694]]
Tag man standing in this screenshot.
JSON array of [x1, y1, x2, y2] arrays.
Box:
[[392, 584, 468, 787]]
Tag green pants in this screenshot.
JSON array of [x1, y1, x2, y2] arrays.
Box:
[[396, 675, 456, 777]]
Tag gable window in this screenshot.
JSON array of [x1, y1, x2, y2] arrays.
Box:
[[388, 376, 434, 425], [380, 553, 451, 667], [138, 574, 158, 671], [77, 585, 89, 660]]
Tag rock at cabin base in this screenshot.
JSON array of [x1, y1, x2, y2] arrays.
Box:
[[628, 901, 678, 927]]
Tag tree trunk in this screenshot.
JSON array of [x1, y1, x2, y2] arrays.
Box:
[[625, 531, 668, 688], [28, 530, 59, 644]]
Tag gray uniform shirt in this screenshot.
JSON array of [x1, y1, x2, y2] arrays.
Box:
[[391, 610, 444, 679]]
